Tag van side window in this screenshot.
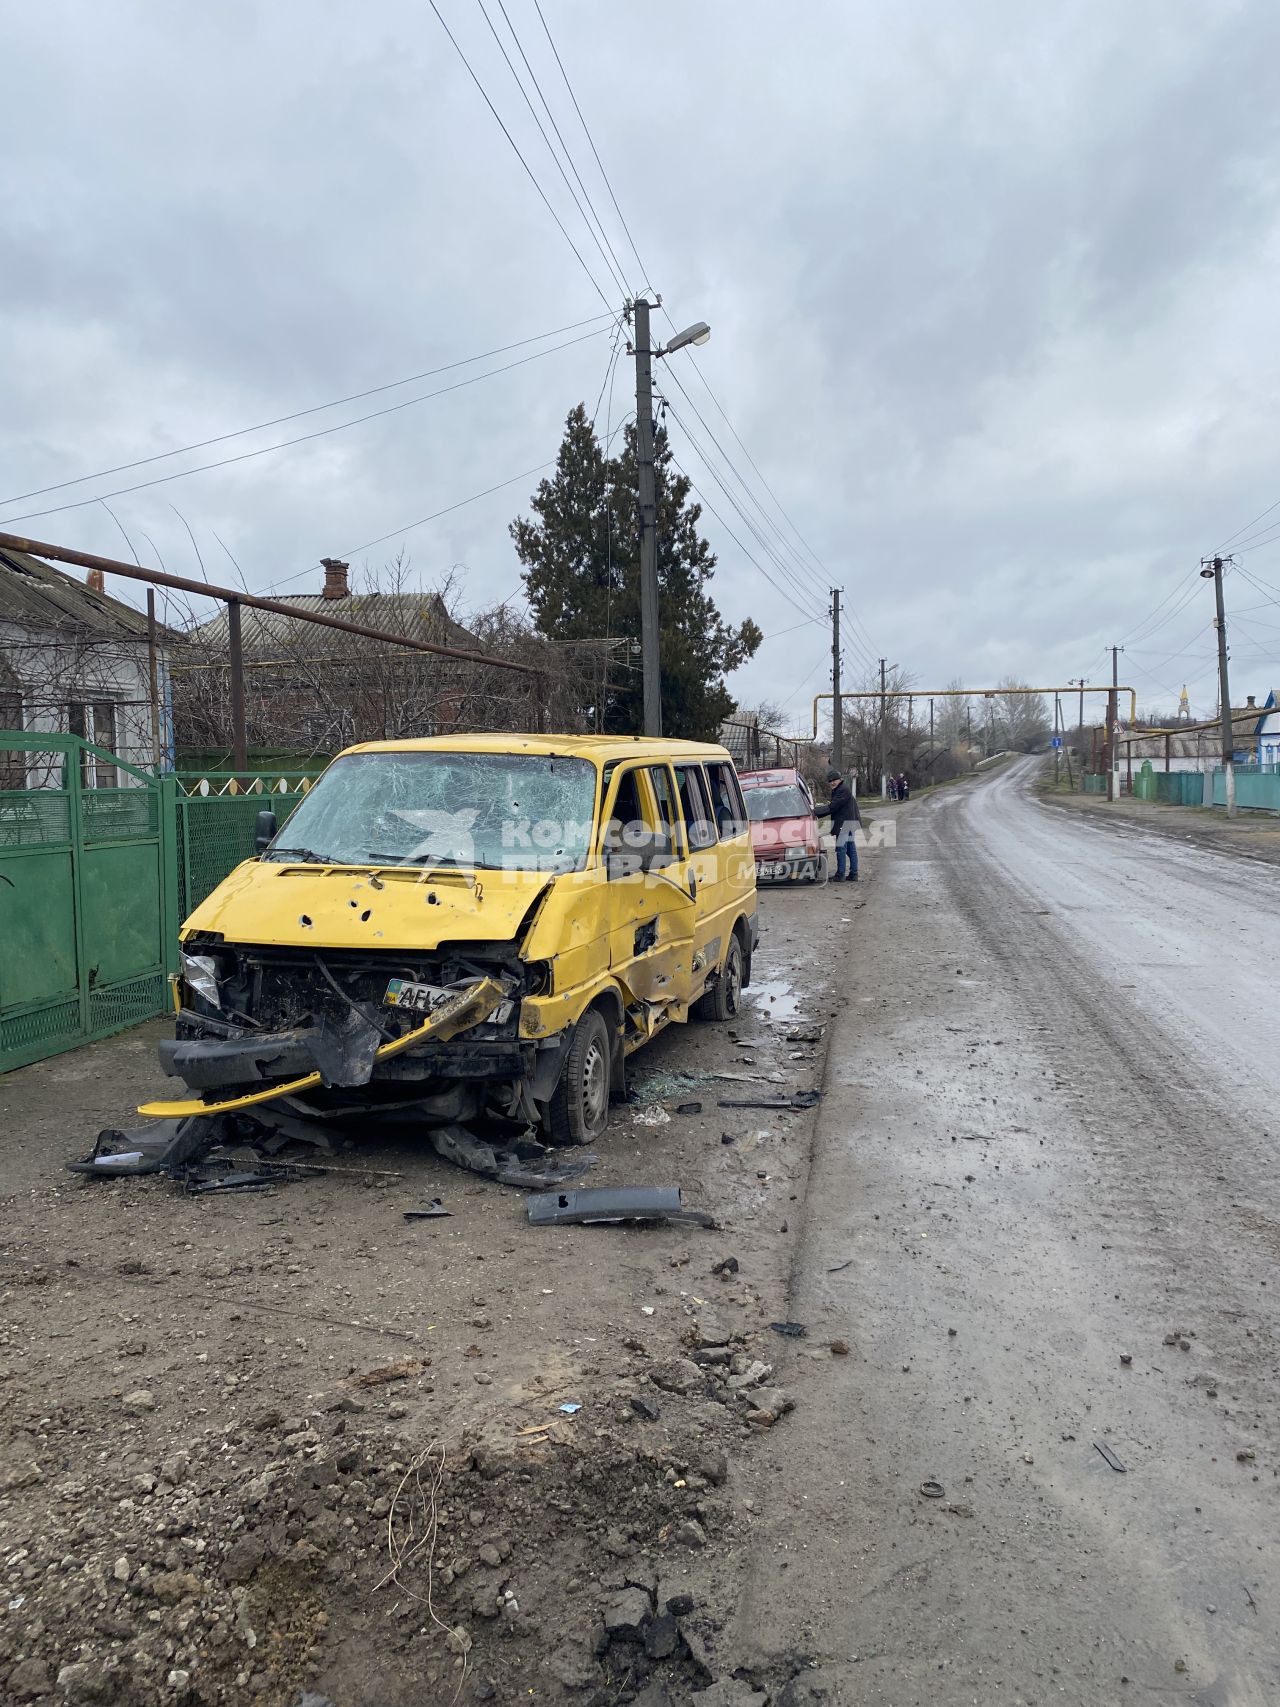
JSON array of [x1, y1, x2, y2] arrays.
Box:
[[643, 765, 682, 854], [706, 761, 747, 837], [603, 768, 646, 848], [675, 764, 717, 849]]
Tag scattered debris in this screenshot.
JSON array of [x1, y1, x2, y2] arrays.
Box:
[[919, 1480, 945, 1499], [711, 1256, 739, 1276], [720, 1131, 736, 1145], [1236, 1448, 1256, 1463], [527, 1186, 714, 1229], [558, 1402, 582, 1416], [351, 1358, 426, 1389], [827, 1258, 853, 1273], [675, 1101, 704, 1115], [829, 1339, 850, 1356], [769, 1321, 807, 1338], [629, 1395, 661, 1422], [1120, 1352, 1132, 1366], [430, 1124, 598, 1189], [404, 1198, 452, 1220], [633, 1106, 673, 1128], [1094, 1440, 1127, 1473]]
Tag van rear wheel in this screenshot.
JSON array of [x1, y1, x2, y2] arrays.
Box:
[[695, 933, 744, 1022], [546, 1008, 612, 1145]]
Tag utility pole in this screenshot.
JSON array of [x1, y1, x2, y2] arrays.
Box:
[[1054, 692, 1061, 785], [633, 298, 661, 738], [929, 697, 934, 773], [831, 590, 843, 773], [1074, 677, 1085, 745], [1201, 554, 1236, 816], [966, 703, 972, 748], [1105, 646, 1121, 800], [879, 658, 888, 798]]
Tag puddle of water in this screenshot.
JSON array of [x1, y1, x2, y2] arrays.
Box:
[[743, 975, 801, 1022]]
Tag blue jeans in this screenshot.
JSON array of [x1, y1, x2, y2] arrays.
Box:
[[834, 828, 858, 880]]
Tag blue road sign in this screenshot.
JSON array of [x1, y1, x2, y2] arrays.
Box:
[[1051, 736, 1062, 749]]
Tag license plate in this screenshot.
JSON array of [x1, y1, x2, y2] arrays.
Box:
[[756, 861, 783, 879], [384, 978, 445, 1013]]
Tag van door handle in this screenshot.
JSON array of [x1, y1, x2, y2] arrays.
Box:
[[687, 871, 697, 900]]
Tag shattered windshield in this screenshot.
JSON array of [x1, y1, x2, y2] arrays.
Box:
[[265, 751, 598, 872], [744, 785, 812, 822]]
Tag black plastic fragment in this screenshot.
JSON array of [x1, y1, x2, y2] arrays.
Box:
[[526, 1185, 714, 1228]]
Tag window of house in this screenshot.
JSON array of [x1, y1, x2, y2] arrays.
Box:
[[675, 763, 718, 849], [92, 702, 118, 788], [0, 688, 23, 790]]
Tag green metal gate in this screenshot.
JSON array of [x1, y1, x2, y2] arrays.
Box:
[[0, 734, 178, 1073]]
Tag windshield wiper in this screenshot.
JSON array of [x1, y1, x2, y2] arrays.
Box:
[[265, 846, 327, 864]]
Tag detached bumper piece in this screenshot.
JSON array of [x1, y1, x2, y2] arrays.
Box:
[[526, 1184, 715, 1228]]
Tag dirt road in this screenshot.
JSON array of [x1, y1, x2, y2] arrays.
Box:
[[737, 756, 1280, 1705], [0, 873, 852, 1707]]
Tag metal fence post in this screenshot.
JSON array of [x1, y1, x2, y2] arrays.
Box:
[[158, 773, 181, 972]]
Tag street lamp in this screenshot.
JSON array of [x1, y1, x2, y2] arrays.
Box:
[[659, 320, 711, 356], [632, 300, 711, 736]]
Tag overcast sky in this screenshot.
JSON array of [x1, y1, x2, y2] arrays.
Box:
[[4, 0, 1280, 732]]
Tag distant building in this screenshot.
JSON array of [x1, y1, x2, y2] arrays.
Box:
[[1256, 689, 1280, 767], [0, 545, 174, 788], [1121, 697, 1264, 775]]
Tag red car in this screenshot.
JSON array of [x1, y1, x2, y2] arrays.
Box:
[[739, 767, 826, 884]]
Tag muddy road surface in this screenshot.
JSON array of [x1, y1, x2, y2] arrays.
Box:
[[739, 756, 1280, 1705]]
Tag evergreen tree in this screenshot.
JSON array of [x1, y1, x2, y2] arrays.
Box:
[[511, 404, 762, 738]]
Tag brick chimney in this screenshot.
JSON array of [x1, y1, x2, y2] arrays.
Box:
[[320, 557, 350, 600], [86, 569, 105, 593], [1247, 694, 1256, 708]]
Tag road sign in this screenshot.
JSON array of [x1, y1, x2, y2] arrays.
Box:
[[1051, 737, 1062, 749]]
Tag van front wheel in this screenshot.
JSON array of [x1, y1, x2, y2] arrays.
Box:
[[695, 933, 744, 1022], [546, 1008, 612, 1145]]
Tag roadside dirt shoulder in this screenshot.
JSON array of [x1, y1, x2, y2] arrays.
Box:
[[1038, 779, 1280, 866], [0, 877, 866, 1707]]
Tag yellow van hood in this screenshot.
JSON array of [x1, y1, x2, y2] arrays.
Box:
[[182, 860, 555, 952]]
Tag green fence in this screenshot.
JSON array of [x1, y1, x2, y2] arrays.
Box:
[[1211, 768, 1280, 812], [1082, 773, 1108, 794], [1132, 765, 1205, 806], [174, 771, 320, 919], [0, 741, 326, 1074], [0, 735, 178, 1073]]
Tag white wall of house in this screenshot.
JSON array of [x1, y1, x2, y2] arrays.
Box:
[[0, 619, 171, 786]]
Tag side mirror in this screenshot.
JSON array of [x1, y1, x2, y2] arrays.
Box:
[[605, 826, 672, 879], [254, 809, 278, 854]]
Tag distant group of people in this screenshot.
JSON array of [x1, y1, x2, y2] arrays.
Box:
[[887, 773, 910, 801]]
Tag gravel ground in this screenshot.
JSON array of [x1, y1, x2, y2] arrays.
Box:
[[0, 874, 862, 1707]]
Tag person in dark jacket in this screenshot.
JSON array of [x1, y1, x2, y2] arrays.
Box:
[[822, 768, 861, 881]]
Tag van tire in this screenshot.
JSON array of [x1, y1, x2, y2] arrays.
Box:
[[694, 932, 744, 1022], [546, 1008, 612, 1145]]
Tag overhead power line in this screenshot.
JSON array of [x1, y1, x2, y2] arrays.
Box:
[[530, 0, 650, 290], [490, 0, 633, 295], [425, 0, 615, 313], [4, 327, 609, 525], [664, 404, 828, 626], [0, 311, 616, 511]]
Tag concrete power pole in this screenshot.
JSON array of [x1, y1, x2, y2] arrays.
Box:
[[1202, 554, 1236, 817], [831, 590, 843, 773], [1106, 646, 1121, 801], [633, 298, 661, 738], [879, 658, 888, 798]]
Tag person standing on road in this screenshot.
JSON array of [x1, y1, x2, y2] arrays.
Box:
[[898, 773, 910, 801], [822, 767, 861, 882]]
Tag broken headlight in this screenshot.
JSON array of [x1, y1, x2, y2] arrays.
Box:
[[180, 951, 222, 1008]]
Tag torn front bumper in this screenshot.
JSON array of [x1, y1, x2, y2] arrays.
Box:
[[140, 976, 511, 1119]]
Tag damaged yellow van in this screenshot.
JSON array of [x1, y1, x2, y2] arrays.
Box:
[[145, 735, 758, 1145]]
